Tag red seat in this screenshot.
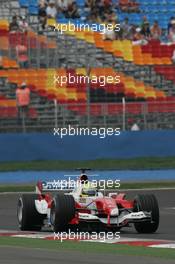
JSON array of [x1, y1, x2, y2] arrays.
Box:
[[126, 103, 142, 114], [90, 104, 102, 116], [107, 104, 123, 115], [28, 108, 38, 118]]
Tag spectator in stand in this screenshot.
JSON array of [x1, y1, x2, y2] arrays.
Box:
[[102, 0, 112, 10], [151, 20, 162, 40], [57, 0, 70, 14], [9, 15, 19, 32], [38, 0, 48, 30], [65, 2, 80, 19], [121, 17, 131, 39], [16, 82, 30, 125], [95, 0, 107, 20], [129, 24, 137, 40], [129, 0, 139, 12], [18, 16, 29, 33], [169, 20, 175, 43], [114, 0, 120, 11], [168, 17, 175, 34], [132, 27, 148, 45], [0, 54, 2, 69], [172, 50, 175, 64], [119, 0, 139, 12], [87, 8, 101, 23], [39, 0, 47, 8], [103, 20, 116, 40], [141, 21, 151, 40], [46, 0, 57, 18], [16, 44, 29, 68], [85, 0, 95, 11], [141, 16, 149, 28], [103, 29, 115, 40], [104, 9, 118, 24], [119, 0, 129, 12]]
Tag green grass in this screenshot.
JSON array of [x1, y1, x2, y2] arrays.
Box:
[[0, 157, 175, 172], [0, 237, 174, 260], [0, 181, 175, 192]]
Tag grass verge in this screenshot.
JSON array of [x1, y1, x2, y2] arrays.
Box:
[[0, 157, 175, 172], [0, 237, 174, 260]]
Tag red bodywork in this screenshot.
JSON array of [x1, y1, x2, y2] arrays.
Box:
[[43, 193, 134, 226], [36, 181, 135, 227]]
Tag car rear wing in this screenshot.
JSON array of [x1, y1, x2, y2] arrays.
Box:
[[36, 180, 74, 194]]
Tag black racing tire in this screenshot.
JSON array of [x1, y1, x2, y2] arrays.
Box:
[[50, 194, 75, 232], [17, 194, 45, 231], [134, 194, 159, 233]]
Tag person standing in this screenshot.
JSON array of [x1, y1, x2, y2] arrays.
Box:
[[16, 82, 30, 128]]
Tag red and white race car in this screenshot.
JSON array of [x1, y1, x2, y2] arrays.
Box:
[[17, 170, 159, 233]]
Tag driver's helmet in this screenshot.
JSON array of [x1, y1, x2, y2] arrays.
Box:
[[79, 174, 88, 184], [81, 182, 96, 197]]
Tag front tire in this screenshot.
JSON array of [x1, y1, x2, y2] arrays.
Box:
[[50, 194, 75, 232], [17, 194, 45, 231], [134, 194, 159, 233]]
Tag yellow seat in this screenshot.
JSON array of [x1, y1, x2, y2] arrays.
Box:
[[76, 68, 87, 75], [47, 18, 56, 27], [145, 91, 156, 99], [75, 30, 85, 40], [67, 92, 77, 100], [84, 32, 94, 43]]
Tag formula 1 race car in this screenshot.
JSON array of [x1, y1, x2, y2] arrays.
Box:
[[17, 169, 159, 233]]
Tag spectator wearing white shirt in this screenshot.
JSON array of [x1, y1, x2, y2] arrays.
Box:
[[57, 0, 71, 13], [46, 0, 57, 18]]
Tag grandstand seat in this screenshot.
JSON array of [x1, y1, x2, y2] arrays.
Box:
[[28, 6, 39, 15], [19, 0, 29, 8]]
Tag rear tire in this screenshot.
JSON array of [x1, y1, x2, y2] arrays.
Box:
[[50, 194, 75, 232], [134, 194, 159, 233], [17, 194, 45, 231]]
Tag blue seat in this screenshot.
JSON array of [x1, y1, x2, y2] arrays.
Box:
[[77, 0, 84, 7], [28, 5, 38, 15], [19, 0, 29, 8], [29, 0, 38, 7], [57, 18, 70, 24], [160, 21, 167, 29], [158, 6, 168, 13], [57, 12, 65, 19]]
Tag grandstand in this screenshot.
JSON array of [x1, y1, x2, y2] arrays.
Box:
[[0, 0, 175, 132]]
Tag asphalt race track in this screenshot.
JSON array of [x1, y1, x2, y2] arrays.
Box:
[[0, 189, 175, 240], [0, 189, 175, 264]]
